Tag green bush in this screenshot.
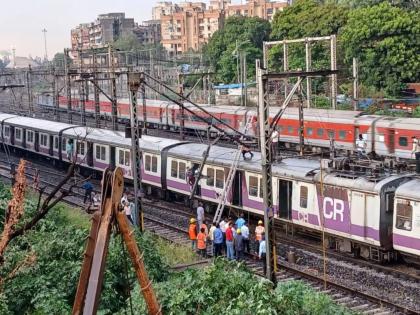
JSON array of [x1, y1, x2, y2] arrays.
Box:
[[127, 259, 353, 315]]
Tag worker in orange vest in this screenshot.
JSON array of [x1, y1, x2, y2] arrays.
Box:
[[255, 220, 265, 253], [197, 227, 207, 258], [189, 218, 197, 251]]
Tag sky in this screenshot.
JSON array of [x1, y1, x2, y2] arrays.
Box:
[[0, 0, 157, 58]]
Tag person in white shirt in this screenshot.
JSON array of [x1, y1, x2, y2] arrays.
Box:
[[356, 134, 367, 158], [196, 202, 205, 233], [124, 201, 133, 225], [121, 192, 128, 207], [271, 129, 279, 158], [241, 222, 250, 253], [259, 235, 267, 275], [208, 222, 217, 256], [219, 217, 227, 253]]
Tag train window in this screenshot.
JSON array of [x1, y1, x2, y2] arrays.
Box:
[[249, 176, 258, 197], [259, 178, 263, 198], [152, 156, 158, 173], [171, 160, 178, 178], [396, 202, 412, 231], [26, 130, 34, 143], [77, 142, 85, 156], [206, 168, 215, 186], [216, 169, 224, 189], [62, 138, 67, 152], [95, 145, 106, 161], [15, 128, 22, 141], [339, 131, 346, 140], [287, 126, 294, 134], [179, 162, 186, 180], [118, 150, 130, 166], [4, 126, 10, 138], [40, 134, 48, 147], [398, 137, 408, 147], [317, 128, 324, 137], [328, 130, 335, 140], [54, 137, 59, 150], [145, 155, 151, 171], [300, 186, 308, 208], [306, 128, 313, 136]]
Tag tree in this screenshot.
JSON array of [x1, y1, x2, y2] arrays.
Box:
[[52, 52, 72, 68], [203, 16, 271, 83], [341, 2, 420, 95], [270, 0, 349, 71]]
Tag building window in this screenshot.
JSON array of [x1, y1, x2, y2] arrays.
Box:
[[95, 145, 107, 161], [171, 160, 178, 178], [118, 149, 130, 166], [249, 176, 258, 197], [207, 168, 215, 186], [4, 126, 10, 138], [300, 186, 308, 208], [317, 128, 324, 137], [267, 8, 273, 14], [77, 142, 85, 156], [40, 134, 49, 147], [339, 130, 346, 140], [216, 169, 224, 189], [399, 137, 408, 147], [26, 130, 34, 144], [396, 202, 412, 231]]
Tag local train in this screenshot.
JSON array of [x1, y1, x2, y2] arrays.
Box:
[[36, 94, 420, 160], [1, 112, 419, 263]]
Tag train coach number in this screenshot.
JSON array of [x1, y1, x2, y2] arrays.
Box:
[[323, 197, 345, 222]]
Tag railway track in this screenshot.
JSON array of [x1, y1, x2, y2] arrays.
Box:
[[0, 154, 419, 314]]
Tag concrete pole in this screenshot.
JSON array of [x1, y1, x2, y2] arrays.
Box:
[[353, 57, 359, 110], [330, 35, 337, 109], [283, 43, 289, 99]]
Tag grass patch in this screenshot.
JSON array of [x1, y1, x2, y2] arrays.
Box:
[[153, 235, 199, 267]]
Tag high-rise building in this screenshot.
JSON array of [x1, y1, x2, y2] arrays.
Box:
[[152, 1, 181, 20], [134, 20, 162, 46]]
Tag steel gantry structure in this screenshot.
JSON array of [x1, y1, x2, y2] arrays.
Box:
[[256, 59, 338, 282]]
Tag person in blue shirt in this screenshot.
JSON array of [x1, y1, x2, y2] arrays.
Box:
[[259, 235, 267, 275], [235, 213, 245, 230], [213, 223, 224, 257], [82, 180, 94, 204]]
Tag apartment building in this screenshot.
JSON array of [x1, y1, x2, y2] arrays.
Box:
[[226, 0, 287, 21], [134, 20, 162, 46], [161, 2, 224, 56]]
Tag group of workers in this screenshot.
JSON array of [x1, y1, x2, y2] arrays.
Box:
[[189, 210, 268, 274]]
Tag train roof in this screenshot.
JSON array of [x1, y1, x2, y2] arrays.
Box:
[[0, 113, 17, 122], [167, 143, 320, 179], [5, 116, 75, 133], [376, 117, 420, 131], [395, 178, 420, 201]]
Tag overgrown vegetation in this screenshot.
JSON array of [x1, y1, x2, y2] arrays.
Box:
[[126, 259, 354, 315], [0, 182, 168, 314]]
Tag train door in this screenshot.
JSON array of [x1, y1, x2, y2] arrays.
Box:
[[34, 131, 39, 152], [388, 129, 395, 154], [86, 142, 94, 167], [278, 179, 292, 219], [110, 146, 116, 168], [232, 171, 242, 207], [49, 135, 54, 156]]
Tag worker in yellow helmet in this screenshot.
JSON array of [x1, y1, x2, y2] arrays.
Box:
[[255, 220, 265, 253], [189, 218, 197, 251]]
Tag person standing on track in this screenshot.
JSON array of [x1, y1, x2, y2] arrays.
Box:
[[241, 221, 250, 254], [255, 220, 265, 253], [259, 235, 267, 275], [225, 222, 235, 260], [235, 213, 245, 229], [197, 227, 207, 258], [208, 222, 216, 256], [196, 202, 205, 233], [124, 201, 134, 225], [213, 223, 223, 258], [189, 218, 197, 251], [66, 139, 74, 160], [82, 180, 93, 204], [234, 228, 244, 261]]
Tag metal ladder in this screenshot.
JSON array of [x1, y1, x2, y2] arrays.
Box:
[[213, 115, 254, 223]]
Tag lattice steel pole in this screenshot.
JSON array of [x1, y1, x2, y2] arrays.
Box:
[[65, 48, 73, 124], [109, 45, 118, 131], [305, 39, 312, 108], [330, 34, 337, 109], [26, 66, 33, 115], [256, 60, 277, 283], [93, 50, 101, 128], [128, 72, 144, 231]]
